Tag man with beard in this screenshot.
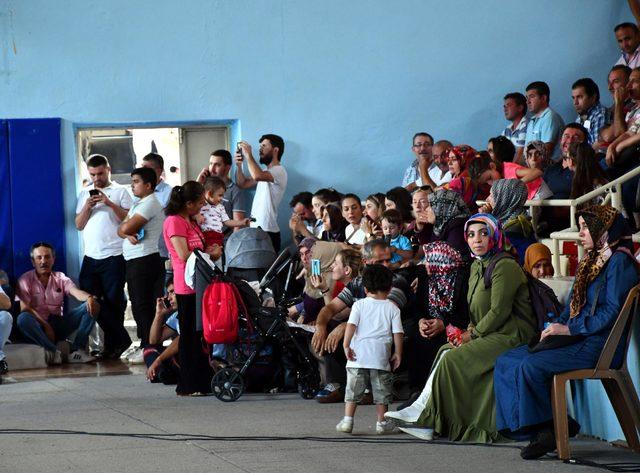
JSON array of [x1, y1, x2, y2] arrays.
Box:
[[236, 134, 287, 251], [75, 154, 132, 358], [501, 92, 528, 164], [16, 242, 100, 364], [571, 78, 608, 145]]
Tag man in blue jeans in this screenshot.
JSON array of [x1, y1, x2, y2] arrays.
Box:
[[15, 242, 100, 365]]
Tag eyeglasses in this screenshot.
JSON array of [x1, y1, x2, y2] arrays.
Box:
[[413, 142, 433, 148]]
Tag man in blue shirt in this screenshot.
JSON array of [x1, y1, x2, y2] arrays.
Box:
[[525, 81, 565, 161], [572, 78, 609, 145]]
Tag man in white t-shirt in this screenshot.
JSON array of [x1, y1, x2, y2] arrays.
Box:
[[236, 134, 288, 251], [117, 167, 165, 361], [75, 154, 133, 358]]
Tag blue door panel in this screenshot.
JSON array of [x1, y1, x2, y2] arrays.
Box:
[[0, 121, 13, 279]]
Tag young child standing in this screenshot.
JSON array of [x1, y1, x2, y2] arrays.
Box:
[[336, 264, 404, 435], [380, 209, 413, 264], [198, 177, 250, 248]]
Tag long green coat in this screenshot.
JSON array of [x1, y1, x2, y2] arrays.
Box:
[[417, 255, 537, 442]]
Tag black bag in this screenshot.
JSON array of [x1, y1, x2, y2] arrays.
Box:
[[527, 334, 584, 353], [484, 252, 564, 332]]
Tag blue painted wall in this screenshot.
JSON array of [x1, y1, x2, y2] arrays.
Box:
[[0, 0, 637, 443]]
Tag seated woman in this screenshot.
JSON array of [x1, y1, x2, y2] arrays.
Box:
[[288, 238, 341, 324], [445, 145, 479, 211], [320, 204, 348, 242], [386, 213, 537, 442], [360, 193, 386, 241], [341, 193, 366, 245], [569, 142, 609, 209], [404, 187, 434, 260], [311, 188, 343, 238], [493, 138, 552, 201], [424, 189, 470, 258], [494, 205, 639, 459], [485, 179, 537, 264], [404, 241, 470, 406], [467, 151, 501, 203], [523, 243, 554, 279], [384, 187, 414, 231]]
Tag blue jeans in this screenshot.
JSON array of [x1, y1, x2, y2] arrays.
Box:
[[0, 311, 12, 360], [17, 302, 95, 352]]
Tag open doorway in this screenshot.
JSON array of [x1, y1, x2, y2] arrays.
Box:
[[75, 125, 229, 188]]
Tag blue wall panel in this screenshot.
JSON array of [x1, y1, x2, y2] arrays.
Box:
[[8, 119, 65, 277], [0, 121, 13, 279]]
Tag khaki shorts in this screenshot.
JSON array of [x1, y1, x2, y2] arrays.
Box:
[[345, 368, 393, 405]]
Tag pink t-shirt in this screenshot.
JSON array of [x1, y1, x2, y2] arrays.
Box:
[[163, 215, 205, 295], [503, 162, 542, 200], [15, 270, 76, 320]]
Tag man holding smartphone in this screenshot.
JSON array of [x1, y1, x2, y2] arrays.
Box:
[[235, 134, 288, 251], [75, 154, 133, 359]]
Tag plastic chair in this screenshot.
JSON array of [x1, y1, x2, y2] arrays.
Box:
[[551, 284, 640, 460]]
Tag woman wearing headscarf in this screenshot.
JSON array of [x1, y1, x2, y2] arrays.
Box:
[[386, 213, 537, 442], [523, 243, 554, 279], [445, 145, 478, 211], [494, 206, 639, 460], [486, 178, 537, 264], [424, 189, 471, 257]]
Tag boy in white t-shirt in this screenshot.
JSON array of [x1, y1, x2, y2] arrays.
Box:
[[336, 264, 404, 435], [197, 177, 251, 248]]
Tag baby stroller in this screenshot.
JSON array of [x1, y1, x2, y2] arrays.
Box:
[[194, 247, 320, 402]]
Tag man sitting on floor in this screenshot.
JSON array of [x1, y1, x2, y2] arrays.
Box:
[[0, 284, 12, 375], [15, 242, 100, 365]]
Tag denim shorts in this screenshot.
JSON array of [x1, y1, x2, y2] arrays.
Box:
[[345, 367, 393, 405]]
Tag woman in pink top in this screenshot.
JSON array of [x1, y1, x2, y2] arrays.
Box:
[[163, 181, 221, 395], [489, 136, 547, 200]]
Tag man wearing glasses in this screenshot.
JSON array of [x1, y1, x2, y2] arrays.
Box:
[[403, 132, 434, 191]]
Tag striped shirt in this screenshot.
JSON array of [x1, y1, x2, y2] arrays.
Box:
[[576, 102, 609, 144], [502, 117, 529, 149]]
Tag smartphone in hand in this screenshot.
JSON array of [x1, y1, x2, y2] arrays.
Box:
[[89, 189, 100, 197], [311, 259, 321, 276]]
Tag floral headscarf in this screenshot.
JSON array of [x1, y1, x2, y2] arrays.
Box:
[[449, 145, 477, 172], [428, 189, 470, 236], [490, 178, 528, 223], [464, 212, 514, 259], [570, 205, 633, 318], [423, 241, 466, 320], [525, 140, 550, 169]]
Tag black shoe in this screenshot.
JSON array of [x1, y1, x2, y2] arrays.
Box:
[[521, 430, 556, 460], [396, 391, 420, 411], [0, 359, 7, 375]]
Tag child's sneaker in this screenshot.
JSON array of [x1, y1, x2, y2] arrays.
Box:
[[336, 418, 353, 433], [376, 420, 398, 435]]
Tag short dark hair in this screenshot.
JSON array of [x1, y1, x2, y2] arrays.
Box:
[[341, 193, 362, 207], [211, 149, 232, 166], [289, 191, 313, 208], [614, 22, 639, 33], [313, 188, 342, 205], [86, 154, 109, 168], [610, 64, 632, 77], [142, 152, 164, 170], [503, 92, 527, 110], [165, 181, 205, 216], [381, 209, 403, 227], [572, 78, 600, 102], [361, 264, 394, 294], [562, 123, 589, 142], [259, 134, 285, 160], [30, 241, 55, 259], [203, 176, 226, 193], [412, 132, 434, 145], [131, 167, 158, 190], [488, 135, 515, 163], [526, 81, 551, 101], [468, 152, 493, 180]]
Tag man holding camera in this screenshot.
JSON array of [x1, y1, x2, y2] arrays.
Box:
[[75, 154, 133, 358], [235, 134, 288, 251]]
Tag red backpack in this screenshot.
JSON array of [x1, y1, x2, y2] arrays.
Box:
[[202, 279, 247, 344]]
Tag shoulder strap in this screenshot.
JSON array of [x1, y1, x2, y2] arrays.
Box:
[[483, 252, 515, 289]]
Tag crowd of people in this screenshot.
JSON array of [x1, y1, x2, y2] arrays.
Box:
[[1, 15, 640, 463]]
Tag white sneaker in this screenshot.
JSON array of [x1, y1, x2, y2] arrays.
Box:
[[56, 341, 70, 363], [119, 344, 137, 360], [45, 350, 62, 366], [336, 418, 353, 433], [376, 420, 398, 435], [398, 427, 434, 440], [127, 347, 145, 364], [68, 350, 96, 364]]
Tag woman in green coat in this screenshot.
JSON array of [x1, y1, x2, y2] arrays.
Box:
[[386, 213, 537, 442]]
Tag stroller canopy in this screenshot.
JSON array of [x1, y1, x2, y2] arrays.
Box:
[[225, 227, 277, 269]]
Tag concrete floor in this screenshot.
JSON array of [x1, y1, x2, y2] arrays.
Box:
[[1, 373, 638, 473]]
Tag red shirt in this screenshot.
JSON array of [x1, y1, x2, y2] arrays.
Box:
[[163, 215, 205, 295]]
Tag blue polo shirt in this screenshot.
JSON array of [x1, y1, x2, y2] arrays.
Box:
[[525, 107, 565, 161]]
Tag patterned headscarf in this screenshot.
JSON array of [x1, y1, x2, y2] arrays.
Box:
[[449, 145, 477, 173], [464, 212, 514, 259], [490, 179, 528, 223], [525, 140, 550, 169], [423, 241, 466, 320], [570, 205, 632, 318], [523, 242, 553, 275], [428, 189, 470, 236]]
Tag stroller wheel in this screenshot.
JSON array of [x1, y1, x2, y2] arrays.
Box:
[[211, 367, 244, 402]]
